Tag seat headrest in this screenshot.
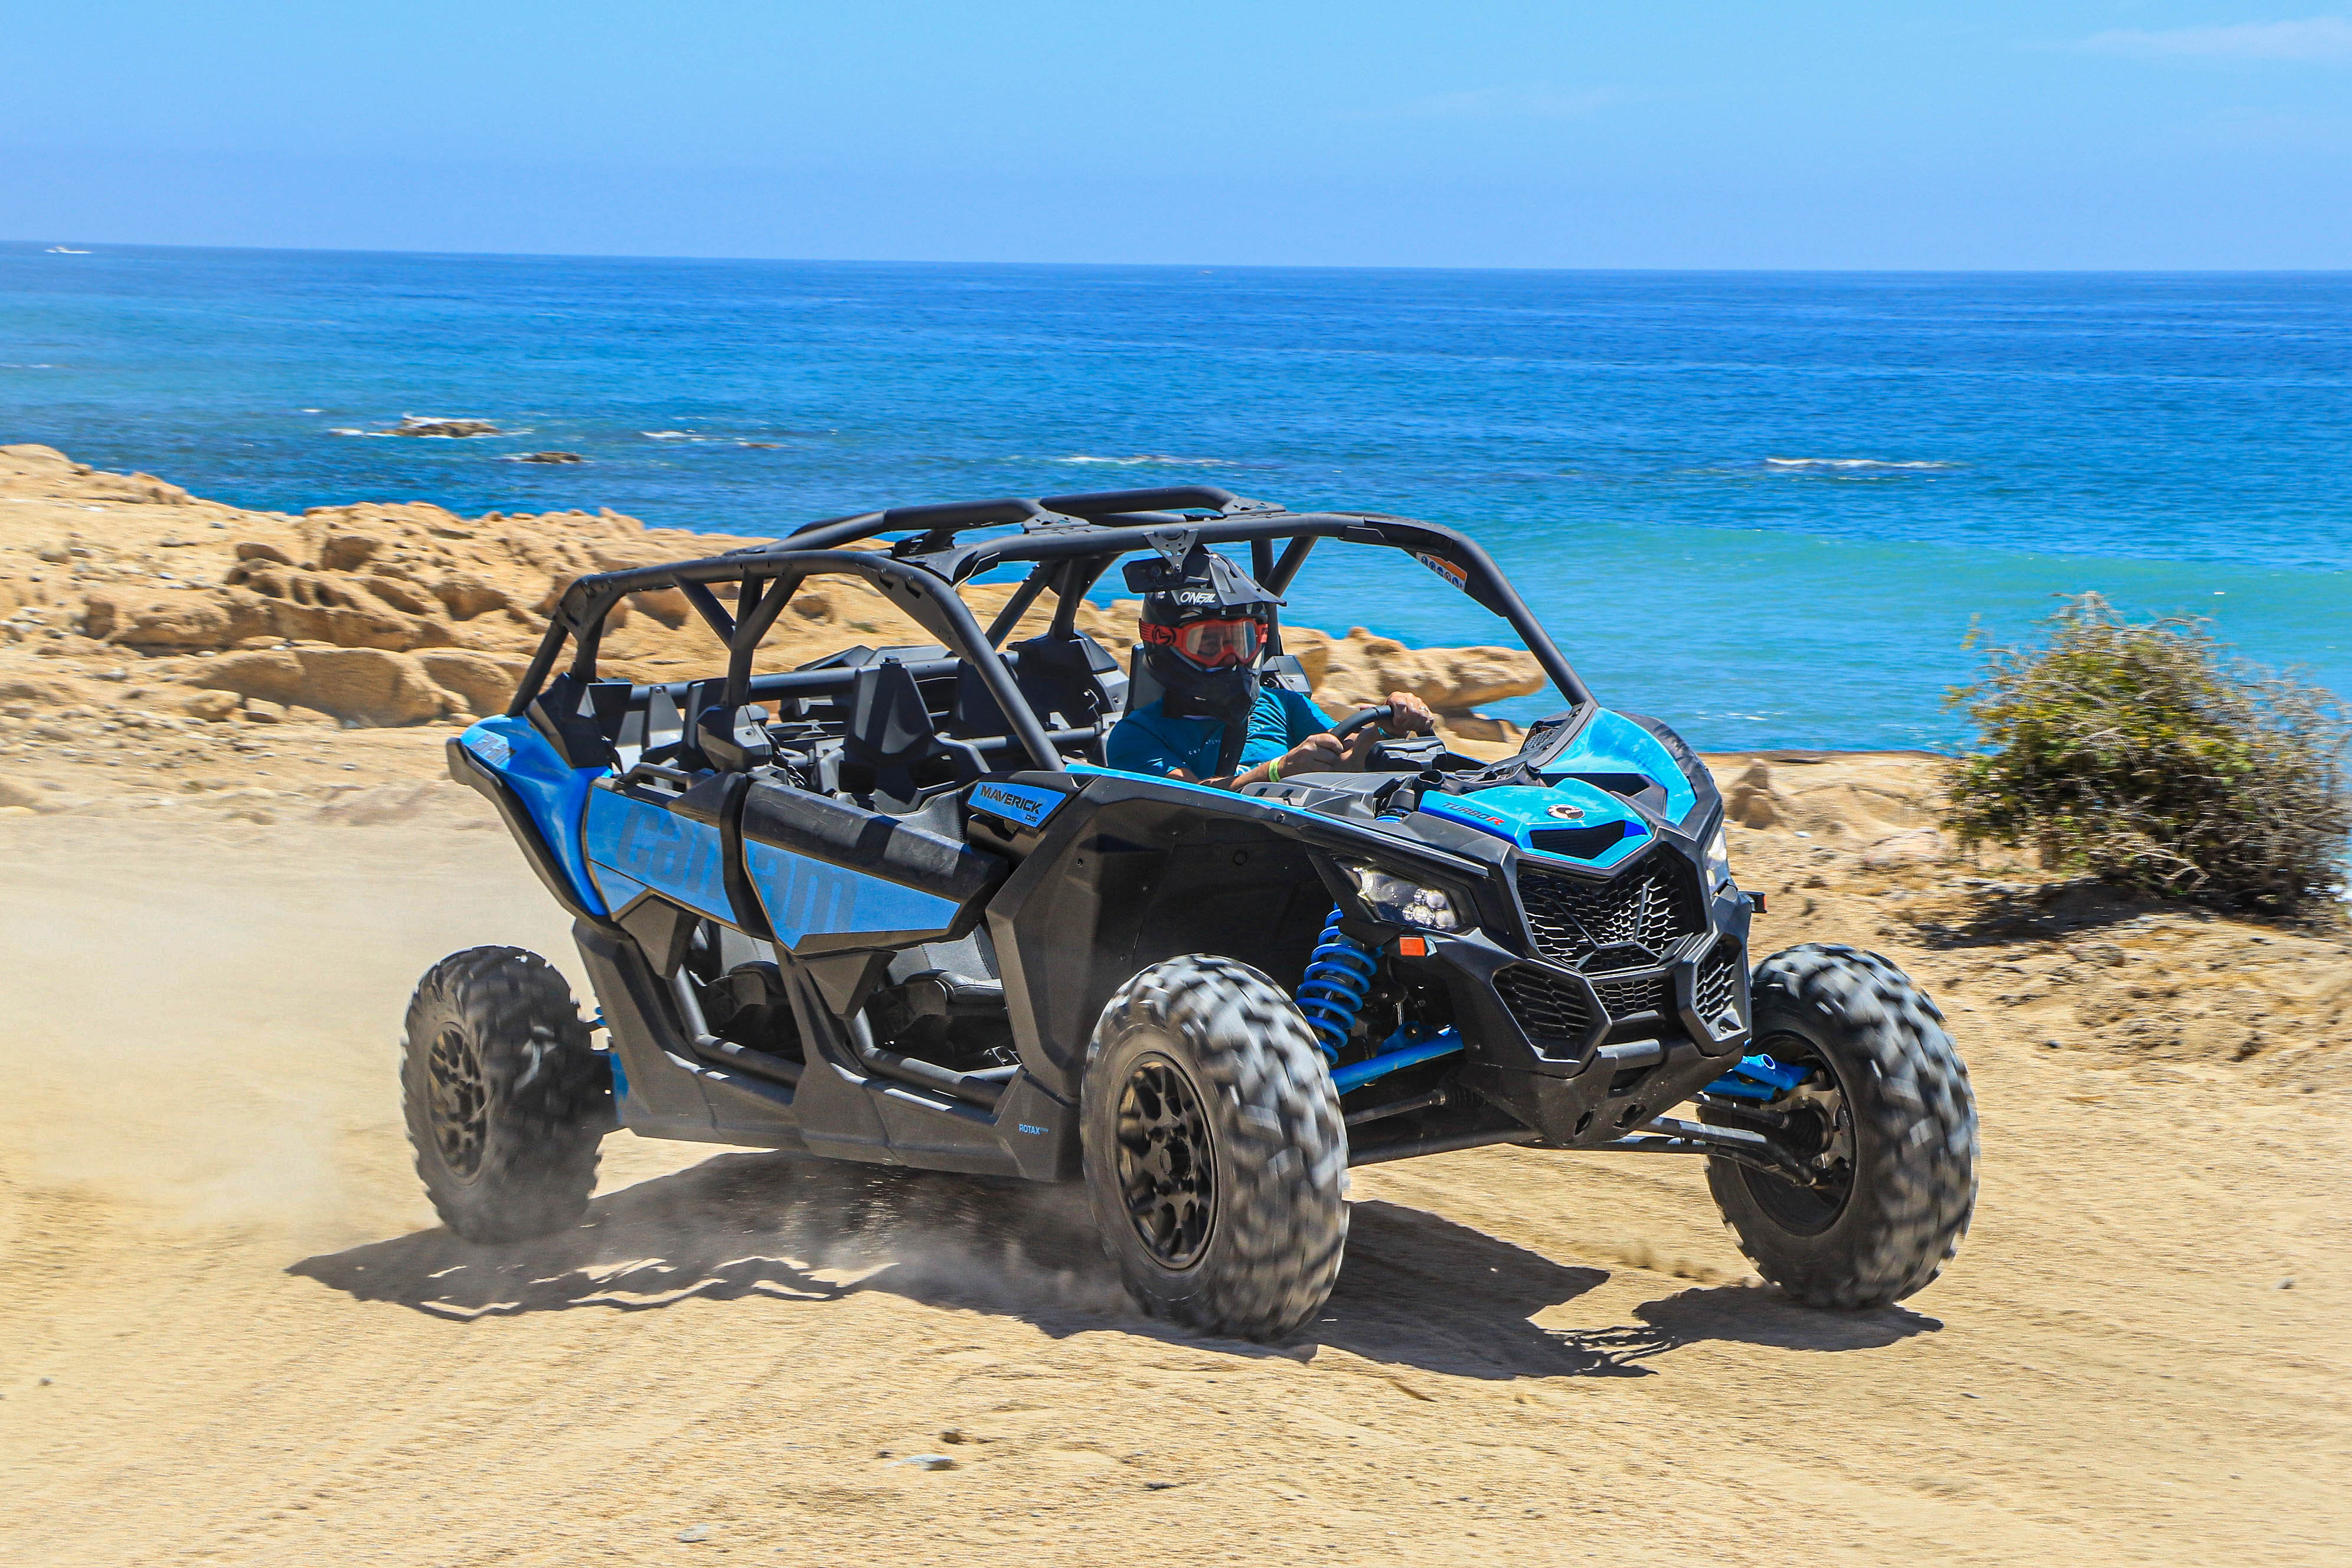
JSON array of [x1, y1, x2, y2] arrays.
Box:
[[846, 659, 936, 764]]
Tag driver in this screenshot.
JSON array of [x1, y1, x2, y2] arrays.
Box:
[[1105, 550, 1436, 787]]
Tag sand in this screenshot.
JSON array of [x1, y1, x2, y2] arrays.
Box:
[[1, 769, 2347, 1567]]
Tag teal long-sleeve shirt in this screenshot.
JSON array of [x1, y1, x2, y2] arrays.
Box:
[[1103, 688, 1334, 779]]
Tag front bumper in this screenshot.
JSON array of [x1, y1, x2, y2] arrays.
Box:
[[1391, 863, 1755, 1146]]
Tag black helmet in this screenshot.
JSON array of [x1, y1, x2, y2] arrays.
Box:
[[1125, 548, 1281, 772]]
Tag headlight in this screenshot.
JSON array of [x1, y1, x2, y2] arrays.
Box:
[[1704, 824, 1733, 889], [1348, 865, 1462, 932]]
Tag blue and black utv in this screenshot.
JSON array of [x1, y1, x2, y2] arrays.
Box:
[[409, 486, 1978, 1340]]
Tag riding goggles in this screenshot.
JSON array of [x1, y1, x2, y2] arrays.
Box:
[[1142, 616, 1264, 669]]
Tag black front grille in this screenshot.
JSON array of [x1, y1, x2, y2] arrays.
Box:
[[1495, 965, 1593, 1050], [1515, 852, 1704, 969], [1696, 940, 1745, 1025], [1592, 972, 1671, 1021]]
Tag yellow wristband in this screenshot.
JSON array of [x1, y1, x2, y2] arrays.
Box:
[[1268, 759, 1282, 782]]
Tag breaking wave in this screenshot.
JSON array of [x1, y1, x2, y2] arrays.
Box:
[[1043, 454, 1233, 467], [1763, 457, 1960, 471]]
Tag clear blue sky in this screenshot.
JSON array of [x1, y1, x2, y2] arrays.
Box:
[[5, 2, 2349, 267]]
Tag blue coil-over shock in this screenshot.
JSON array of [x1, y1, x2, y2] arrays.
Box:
[[1295, 907, 1376, 1062]]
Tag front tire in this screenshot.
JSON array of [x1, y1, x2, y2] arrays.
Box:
[[1082, 955, 1348, 1341], [401, 946, 608, 1243], [1706, 943, 1978, 1308]]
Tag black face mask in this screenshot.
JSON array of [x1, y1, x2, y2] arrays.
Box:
[[1151, 650, 1262, 777]]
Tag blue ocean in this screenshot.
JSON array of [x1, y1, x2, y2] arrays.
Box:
[[4, 244, 2346, 752]]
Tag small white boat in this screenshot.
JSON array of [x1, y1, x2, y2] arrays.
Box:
[[45, 246, 91, 254]]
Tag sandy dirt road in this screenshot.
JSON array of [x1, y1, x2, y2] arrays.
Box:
[[2, 813, 2347, 1567]]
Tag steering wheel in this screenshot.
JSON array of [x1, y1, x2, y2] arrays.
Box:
[[1328, 704, 1393, 741]]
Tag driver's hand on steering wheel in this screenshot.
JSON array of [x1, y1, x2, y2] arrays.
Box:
[[1381, 691, 1438, 737]]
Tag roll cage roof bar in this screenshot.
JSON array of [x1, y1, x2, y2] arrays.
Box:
[[509, 485, 1595, 776]]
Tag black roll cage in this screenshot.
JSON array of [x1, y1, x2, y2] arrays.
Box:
[[508, 485, 1596, 776]]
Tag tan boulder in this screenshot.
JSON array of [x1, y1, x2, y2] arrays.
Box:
[[1725, 760, 1789, 829], [103, 590, 275, 651], [77, 470, 191, 505], [78, 592, 119, 640], [432, 573, 509, 620], [1861, 827, 1949, 867], [151, 688, 244, 721], [358, 573, 434, 616], [416, 651, 530, 718], [0, 674, 100, 707], [190, 648, 460, 726], [1296, 627, 1541, 726], [213, 565, 449, 650], [318, 533, 383, 571]]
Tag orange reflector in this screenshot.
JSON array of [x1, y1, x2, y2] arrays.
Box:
[[1396, 936, 1430, 958]]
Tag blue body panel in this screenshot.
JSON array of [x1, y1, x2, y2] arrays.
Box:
[[460, 716, 608, 916], [743, 841, 966, 946], [1419, 779, 1651, 868], [582, 789, 734, 923], [1071, 759, 1236, 802], [1541, 708, 1698, 823]]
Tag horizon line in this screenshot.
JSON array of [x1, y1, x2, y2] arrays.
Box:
[[5, 238, 2349, 277]]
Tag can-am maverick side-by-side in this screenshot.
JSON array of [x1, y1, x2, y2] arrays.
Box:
[[406, 486, 1977, 1340]]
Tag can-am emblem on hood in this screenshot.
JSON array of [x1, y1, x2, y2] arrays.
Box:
[[1546, 803, 1586, 821]]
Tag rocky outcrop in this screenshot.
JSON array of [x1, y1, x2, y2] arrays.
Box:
[[389, 417, 501, 437], [190, 648, 464, 727], [0, 444, 1547, 740], [1286, 627, 1542, 741]]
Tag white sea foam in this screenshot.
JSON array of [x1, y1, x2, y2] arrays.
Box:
[[1045, 453, 1233, 467], [642, 430, 723, 441], [1763, 457, 1959, 471]]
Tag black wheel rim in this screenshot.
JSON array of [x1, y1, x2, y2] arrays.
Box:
[[429, 1025, 490, 1181], [1116, 1054, 1216, 1270], [1739, 1033, 1854, 1237]]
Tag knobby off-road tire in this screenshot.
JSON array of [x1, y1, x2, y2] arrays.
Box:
[[401, 946, 608, 1243], [1708, 943, 1978, 1309], [1082, 955, 1349, 1342]]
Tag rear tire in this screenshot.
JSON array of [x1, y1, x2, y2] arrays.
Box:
[[401, 946, 608, 1243], [1706, 943, 1978, 1308], [1082, 955, 1348, 1341]]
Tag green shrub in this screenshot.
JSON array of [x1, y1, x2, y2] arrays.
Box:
[[1942, 593, 2351, 917]]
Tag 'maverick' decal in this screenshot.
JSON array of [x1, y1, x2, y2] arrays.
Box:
[[969, 780, 1067, 829]]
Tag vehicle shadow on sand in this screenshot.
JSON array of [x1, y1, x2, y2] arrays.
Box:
[[290, 1152, 1935, 1379]]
